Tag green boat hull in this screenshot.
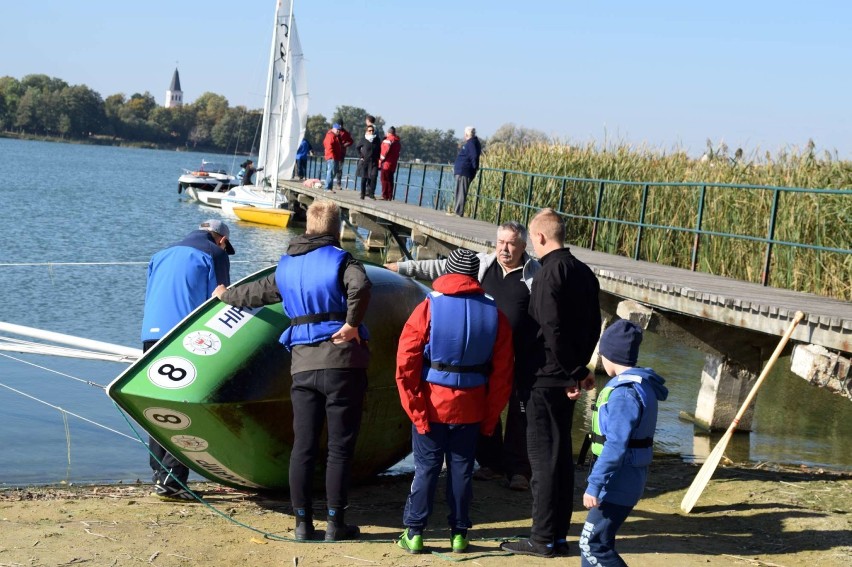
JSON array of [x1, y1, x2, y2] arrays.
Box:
[[107, 265, 428, 491]]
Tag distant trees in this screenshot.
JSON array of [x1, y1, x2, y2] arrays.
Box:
[[0, 74, 470, 162], [488, 123, 549, 148]]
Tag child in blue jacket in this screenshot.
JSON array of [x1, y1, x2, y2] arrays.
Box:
[[580, 319, 668, 566]]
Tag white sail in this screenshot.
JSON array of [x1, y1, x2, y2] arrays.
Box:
[[257, 1, 308, 188], [219, 0, 307, 217]]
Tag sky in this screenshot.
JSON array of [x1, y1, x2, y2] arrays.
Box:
[[2, 1, 851, 159]]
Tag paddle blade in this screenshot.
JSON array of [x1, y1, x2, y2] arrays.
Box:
[[680, 428, 734, 513]]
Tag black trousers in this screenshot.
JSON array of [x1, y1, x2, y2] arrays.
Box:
[[526, 386, 576, 545], [475, 388, 531, 479], [289, 368, 367, 511], [143, 339, 189, 489]]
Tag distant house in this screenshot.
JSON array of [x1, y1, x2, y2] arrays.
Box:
[[165, 68, 183, 108]]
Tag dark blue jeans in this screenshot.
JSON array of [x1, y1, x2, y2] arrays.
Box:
[[579, 501, 633, 566], [403, 422, 479, 533], [289, 368, 367, 510]]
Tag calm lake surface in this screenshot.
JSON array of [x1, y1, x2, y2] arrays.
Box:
[[1, 137, 849, 487]]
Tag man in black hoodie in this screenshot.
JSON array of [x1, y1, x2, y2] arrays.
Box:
[[213, 200, 371, 542], [501, 207, 601, 558]]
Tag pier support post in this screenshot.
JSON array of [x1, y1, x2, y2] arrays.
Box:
[[348, 212, 388, 251], [790, 344, 851, 400], [695, 355, 758, 431]]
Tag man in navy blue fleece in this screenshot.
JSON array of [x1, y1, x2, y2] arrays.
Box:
[[580, 319, 668, 566], [141, 219, 234, 500], [452, 126, 482, 216]]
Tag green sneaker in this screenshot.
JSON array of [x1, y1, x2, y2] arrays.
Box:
[[397, 528, 424, 554], [451, 532, 469, 553]]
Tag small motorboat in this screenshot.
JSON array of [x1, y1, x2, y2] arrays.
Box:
[[178, 161, 240, 198]]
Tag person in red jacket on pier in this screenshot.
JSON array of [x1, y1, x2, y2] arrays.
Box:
[[378, 126, 401, 200]]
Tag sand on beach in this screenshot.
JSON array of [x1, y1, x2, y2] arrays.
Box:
[[1, 456, 850, 566]]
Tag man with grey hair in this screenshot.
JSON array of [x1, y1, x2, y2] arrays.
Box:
[[452, 126, 482, 216], [385, 221, 539, 490]]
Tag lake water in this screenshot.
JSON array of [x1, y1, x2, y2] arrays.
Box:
[[1, 137, 849, 487]]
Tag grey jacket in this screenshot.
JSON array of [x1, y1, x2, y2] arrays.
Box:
[[395, 251, 540, 290]]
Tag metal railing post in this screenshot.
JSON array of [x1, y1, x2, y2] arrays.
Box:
[[690, 185, 707, 271], [435, 166, 445, 210], [634, 184, 649, 260], [557, 178, 567, 214], [472, 173, 484, 219], [590, 181, 605, 251], [496, 171, 507, 225], [762, 188, 781, 286]]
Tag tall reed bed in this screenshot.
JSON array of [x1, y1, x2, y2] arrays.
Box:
[[472, 142, 851, 301]]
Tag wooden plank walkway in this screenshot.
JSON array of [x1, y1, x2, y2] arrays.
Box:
[[286, 182, 852, 353]]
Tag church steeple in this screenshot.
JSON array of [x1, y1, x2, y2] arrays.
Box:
[[165, 68, 183, 108]]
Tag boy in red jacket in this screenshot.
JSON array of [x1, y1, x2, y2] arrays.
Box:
[[395, 249, 514, 554]]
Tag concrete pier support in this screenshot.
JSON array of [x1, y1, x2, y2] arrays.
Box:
[[695, 355, 758, 431], [790, 344, 852, 399], [348, 212, 387, 251]]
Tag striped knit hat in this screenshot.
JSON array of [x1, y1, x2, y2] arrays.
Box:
[[446, 248, 480, 277]]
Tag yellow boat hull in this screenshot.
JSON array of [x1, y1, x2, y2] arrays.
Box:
[[233, 206, 292, 228]]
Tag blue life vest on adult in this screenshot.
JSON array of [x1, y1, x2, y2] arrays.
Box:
[[423, 291, 497, 388], [591, 368, 659, 466], [275, 245, 368, 350]]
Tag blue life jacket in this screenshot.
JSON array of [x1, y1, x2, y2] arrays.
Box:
[[275, 245, 369, 350], [423, 291, 497, 388], [591, 368, 660, 466]]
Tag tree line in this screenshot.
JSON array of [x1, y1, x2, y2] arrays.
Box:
[[0, 74, 551, 163]]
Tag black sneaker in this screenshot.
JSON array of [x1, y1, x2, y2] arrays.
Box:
[[152, 484, 195, 502], [500, 538, 555, 558], [554, 539, 570, 556]]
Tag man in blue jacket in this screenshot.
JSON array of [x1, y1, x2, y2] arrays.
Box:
[[141, 219, 235, 500], [453, 126, 482, 216], [581, 319, 668, 566]]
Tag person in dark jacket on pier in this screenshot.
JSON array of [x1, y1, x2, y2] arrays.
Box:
[[453, 126, 482, 216], [356, 125, 381, 199], [240, 159, 263, 186], [213, 200, 371, 543]]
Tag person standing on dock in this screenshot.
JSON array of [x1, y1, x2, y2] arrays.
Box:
[[213, 201, 371, 542], [295, 138, 312, 180], [323, 124, 344, 191], [453, 126, 482, 216], [394, 248, 514, 554], [356, 125, 381, 199], [141, 219, 235, 501], [240, 159, 263, 186], [379, 126, 401, 200], [501, 207, 601, 558], [384, 221, 540, 492]]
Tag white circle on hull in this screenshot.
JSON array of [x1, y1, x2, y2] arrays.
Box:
[[143, 407, 192, 430], [147, 356, 197, 389], [183, 331, 222, 356], [171, 434, 209, 451]]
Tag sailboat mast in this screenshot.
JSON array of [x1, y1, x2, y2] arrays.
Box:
[[271, 0, 296, 208], [258, 0, 281, 185]]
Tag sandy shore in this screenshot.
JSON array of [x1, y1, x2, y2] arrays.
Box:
[[1, 457, 850, 566]]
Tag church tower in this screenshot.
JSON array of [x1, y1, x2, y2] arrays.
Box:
[[165, 68, 183, 108]]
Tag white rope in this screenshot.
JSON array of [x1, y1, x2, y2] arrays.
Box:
[[0, 381, 140, 443], [0, 351, 108, 388]]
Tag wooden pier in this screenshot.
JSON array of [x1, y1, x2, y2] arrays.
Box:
[[286, 182, 852, 428]]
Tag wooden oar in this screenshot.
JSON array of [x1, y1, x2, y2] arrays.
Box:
[[680, 310, 805, 514]]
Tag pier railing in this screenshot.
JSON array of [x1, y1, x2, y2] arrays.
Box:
[[306, 157, 852, 300]]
